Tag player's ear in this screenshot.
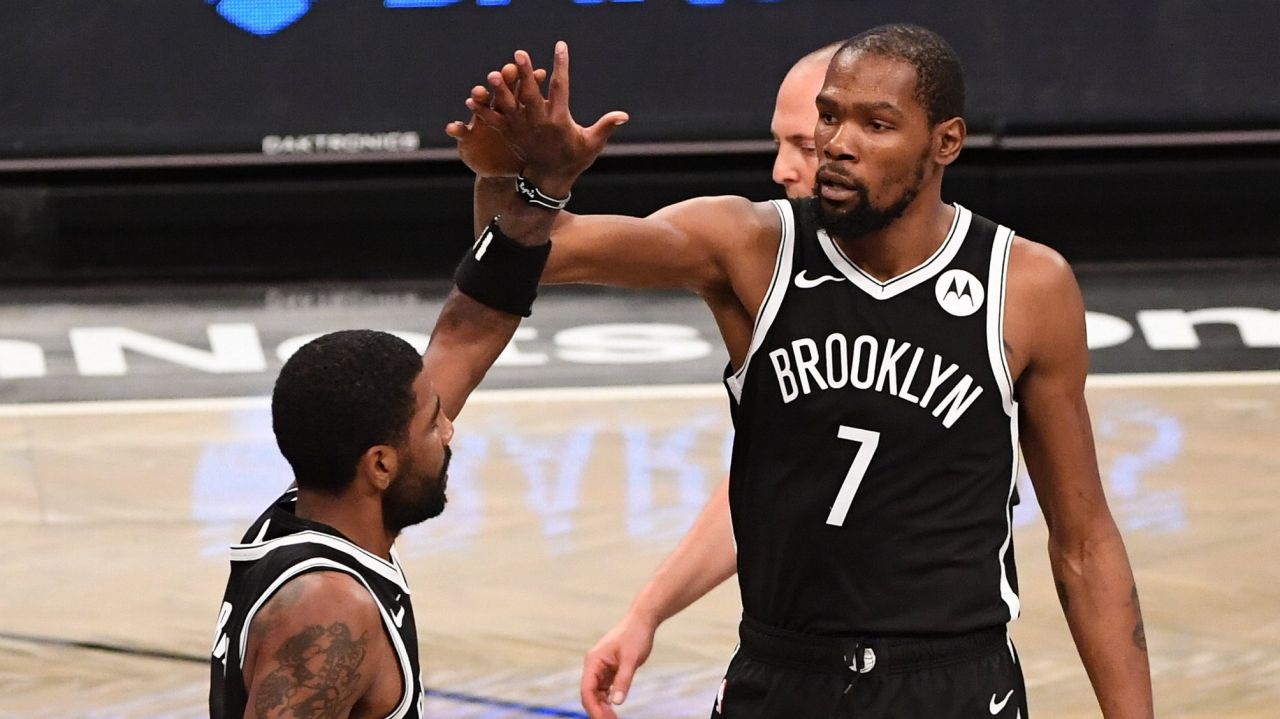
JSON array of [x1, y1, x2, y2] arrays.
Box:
[[357, 445, 398, 492], [933, 116, 965, 167]]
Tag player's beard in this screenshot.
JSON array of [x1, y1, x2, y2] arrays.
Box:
[[813, 152, 928, 239], [382, 446, 450, 534]]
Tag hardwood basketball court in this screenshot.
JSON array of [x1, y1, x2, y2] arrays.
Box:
[[1, 374, 1277, 717]]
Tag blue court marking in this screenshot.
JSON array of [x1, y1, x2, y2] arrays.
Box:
[[426, 688, 588, 717]]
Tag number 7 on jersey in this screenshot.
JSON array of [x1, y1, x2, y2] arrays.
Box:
[[826, 425, 881, 526]]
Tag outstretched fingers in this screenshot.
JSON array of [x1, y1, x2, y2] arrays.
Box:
[[548, 40, 570, 118], [464, 71, 515, 128], [464, 100, 505, 132], [499, 63, 547, 91], [513, 50, 547, 114], [452, 62, 548, 142], [448, 85, 491, 136], [486, 69, 519, 115]]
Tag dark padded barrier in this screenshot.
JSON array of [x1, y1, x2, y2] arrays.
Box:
[[1, 143, 1277, 283]]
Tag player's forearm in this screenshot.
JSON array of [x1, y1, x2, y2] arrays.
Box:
[[432, 191, 554, 419], [628, 478, 736, 628], [425, 289, 521, 419], [1049, 522, 1154, 719], [475, 176, 575, 264], [474, 176, 514, 237]]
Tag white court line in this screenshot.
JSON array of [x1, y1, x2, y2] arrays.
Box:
[[1083, 371, 1280, 388], [0, 371, 1278, 418]]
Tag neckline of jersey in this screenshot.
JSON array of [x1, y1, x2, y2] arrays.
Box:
[[232, 490, 411, 589], [816, 203, 970, 301]]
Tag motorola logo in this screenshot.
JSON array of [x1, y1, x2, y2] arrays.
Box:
[[935, 269, 985, 317]]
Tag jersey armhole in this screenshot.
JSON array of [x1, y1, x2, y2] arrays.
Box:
[[984, 225, 1016, 415], [726, 199, 796, 403], [987, 225, 1023, 622], [238, 559, 417, 719]]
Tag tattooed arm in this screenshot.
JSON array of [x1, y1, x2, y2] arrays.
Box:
[[242, 572, 391, 719], [1009, 239, 1153, 718]]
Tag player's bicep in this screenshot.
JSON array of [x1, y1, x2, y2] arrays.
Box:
[[1013, 244, 1112, 538], [242, 572, 381, 719], [544, 198, 739, 291]]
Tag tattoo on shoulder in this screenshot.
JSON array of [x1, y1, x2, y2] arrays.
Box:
[[250, 580, 308, 645], [1055, 580, 1069, 611], [1131, 584, 1148, 652], [254, 622, 369, 719]]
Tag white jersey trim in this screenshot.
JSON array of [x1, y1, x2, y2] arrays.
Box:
[[986, 224, 1017, 415], [251, 518, 272, 544], [986, 222, 1021, 620], [236, 558, 416, 719], [726, 199, 795, 403], [998, 407, 1022, 620], [817, 203, 972, 300], [230, 531, 411, 594]]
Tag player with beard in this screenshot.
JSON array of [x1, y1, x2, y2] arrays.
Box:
[[453, 23, 1153, 719], [209, 170, 559, 716]]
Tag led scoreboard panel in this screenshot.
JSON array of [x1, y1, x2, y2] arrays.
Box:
[[0, 1, 1275, 162]]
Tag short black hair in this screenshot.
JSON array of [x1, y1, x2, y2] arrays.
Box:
[[839, 24, 965, 126], [272, 329, 422, 494]]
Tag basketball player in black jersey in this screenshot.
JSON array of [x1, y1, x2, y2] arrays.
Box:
[[452, 24, 1153, 719], [208, 153, 565, 716]]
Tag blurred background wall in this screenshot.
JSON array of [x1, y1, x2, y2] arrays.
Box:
[[1, 0, 1277, 282]]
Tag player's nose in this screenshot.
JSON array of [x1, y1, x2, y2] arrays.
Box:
[[823, 124, 858, 162], [773, 149, 802, 188]]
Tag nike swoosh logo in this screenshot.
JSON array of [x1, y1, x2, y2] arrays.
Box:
[[989, 689, 1014, 714], [392, 606, 406, 628], [794, 270, 845, 289]]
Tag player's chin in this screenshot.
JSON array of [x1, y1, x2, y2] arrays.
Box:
[[817, 194, 863, 219], [417, 490, 448, 523], [430, 491, 447, 518]]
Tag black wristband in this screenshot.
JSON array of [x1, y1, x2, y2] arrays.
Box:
[[454, 217, 551, 317], [515, 174, 572, 211]]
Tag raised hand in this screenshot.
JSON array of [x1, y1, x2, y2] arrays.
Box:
[[467, 42, 629, 197], [446, 66, 547, 178], [580, 613, 656, 719]]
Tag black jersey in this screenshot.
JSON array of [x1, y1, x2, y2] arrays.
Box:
[[724, 198, 1021, 636], [209, 489, 425, 719]]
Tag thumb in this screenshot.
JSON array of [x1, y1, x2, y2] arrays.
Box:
[[608, 656, 639, 706], [585, 111, 630, 148]]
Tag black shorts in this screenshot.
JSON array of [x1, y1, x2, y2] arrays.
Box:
[[711, 616, 1028, 719]]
